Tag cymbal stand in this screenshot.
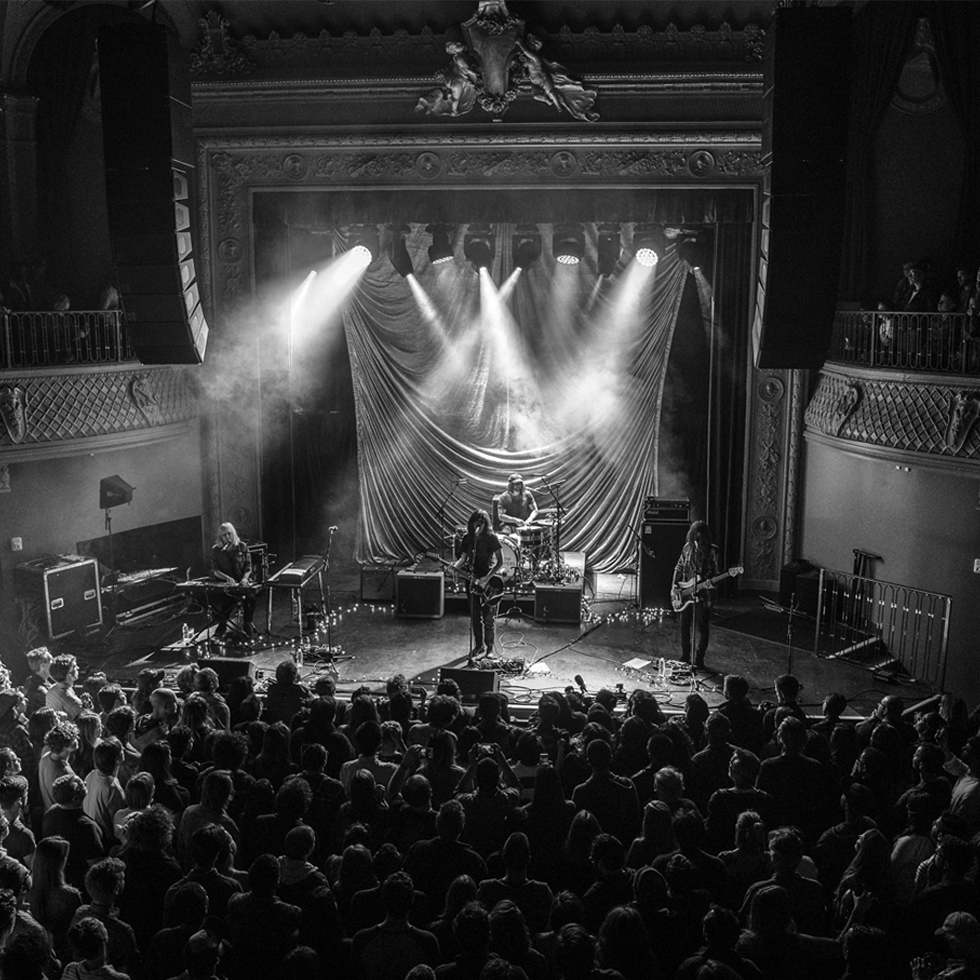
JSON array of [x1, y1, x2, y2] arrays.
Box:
[[535, 476, 567, 572]]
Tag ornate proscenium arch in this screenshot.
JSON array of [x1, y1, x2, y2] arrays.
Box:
[[197, 132, 762, 562]]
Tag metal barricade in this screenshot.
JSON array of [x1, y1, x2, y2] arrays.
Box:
[[813, 567, 950, 690]]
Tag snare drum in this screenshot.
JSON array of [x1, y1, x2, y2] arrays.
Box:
[[518, 524, 545, 551]]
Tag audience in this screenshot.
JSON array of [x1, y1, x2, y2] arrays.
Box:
[[3, 656, 980, 980]]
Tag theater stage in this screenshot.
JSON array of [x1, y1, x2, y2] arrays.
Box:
[[53, 560, 936, 723]]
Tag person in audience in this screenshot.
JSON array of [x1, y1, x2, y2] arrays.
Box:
[[261, 661, 311, 728], [570, 738, 641, 846], [62, 916, 129, 980], [176, 771, 239, 869], [22, 649, 53, 718], [433, 900, 493, 980], [0, 777, 34, 868], [688, 712, 735, 812], [27, 837, 81, 966], [351, 870, 439, 980], [477, 832, 552, 935], [488, 899, 547, 980], [69, 859, 138, 977], [83, 742, 125, 845], [426, 875, 477, 964], [39, 723, 79, 812], [757, 717, 823, 844], [521, 762, 575, 884], [45, 658, 83, 721], [136, 742, 187, 818], [165, 824, 242, 922], [942, 734, 980, 833], [404, 800, 486, 906], [41, 775, 104, 890], [143, 881, 208, 980], [102, 710, 139, 790], [891, 790, 937, 908], [340, 722, 398, 791], [675, 904, 764, 980], [706, 749, 773, 853]]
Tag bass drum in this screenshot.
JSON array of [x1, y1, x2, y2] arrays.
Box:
[[498, 535, 519, 582]]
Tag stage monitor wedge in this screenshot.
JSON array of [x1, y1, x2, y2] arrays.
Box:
[[98, 23, 209, 365], [754, 6, 852, 370]]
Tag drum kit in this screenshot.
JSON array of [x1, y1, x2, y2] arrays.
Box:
[[449, 507, 563, 589]]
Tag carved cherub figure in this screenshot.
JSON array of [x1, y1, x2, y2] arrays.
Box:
[[515, 33, 598, 122], [416, 40, 480, 116]]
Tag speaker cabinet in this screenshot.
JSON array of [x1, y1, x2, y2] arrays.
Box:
[[439, 666, 499, 704], [202, 657, 255, 692], [533, 584, 582, 624], [396, 571, 444, 619], [638, 521, 689, 610], [361, 565, 396, 602], [755, 6, 851, 369], [98, 24, 209, 365], [14, 556, 103, 639]]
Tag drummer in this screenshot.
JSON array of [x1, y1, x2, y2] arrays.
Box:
[[498, 473, 537, 531]]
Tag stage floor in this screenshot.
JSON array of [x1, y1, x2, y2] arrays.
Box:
[[56, 562, 936, 721]]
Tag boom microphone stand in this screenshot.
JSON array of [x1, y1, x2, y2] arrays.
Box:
[[436, 477, 467, 562]]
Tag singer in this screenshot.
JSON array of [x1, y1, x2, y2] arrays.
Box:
[[210, 521, 257, 637], [454, 509, 503, 659], [497, 473, 536, 530], [671, 521, 720, 671]]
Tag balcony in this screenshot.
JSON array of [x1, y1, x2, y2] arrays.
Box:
[[830, 309, 980, 375], [1, 310, 135, 369]]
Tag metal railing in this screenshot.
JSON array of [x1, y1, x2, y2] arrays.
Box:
[[813, 567, 950, 690], [1, 310, 135, 368], [831, 309, 980, 375]]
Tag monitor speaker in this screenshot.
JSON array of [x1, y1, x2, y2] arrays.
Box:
[[203, 657, 255, 692], [98, 23, 209, 365], [755, 6, 851, 369], [438, 666, 500, 704], [99, 475, 134, 510]]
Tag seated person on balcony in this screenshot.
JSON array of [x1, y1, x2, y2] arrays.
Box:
[[955, 265, 975, 314], [892, 260, 915, 309], [903, 263, 936, 313]]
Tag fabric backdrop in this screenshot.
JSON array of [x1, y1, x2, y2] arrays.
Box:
[[337, 223, 692, 573]]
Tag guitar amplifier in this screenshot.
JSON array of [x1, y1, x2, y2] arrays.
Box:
[[533, 583, 582, 624], [14, 555, 103, 638], [361, 565, 396, 602], [643, 498, 691, 522], [396, 571, 444, 618]]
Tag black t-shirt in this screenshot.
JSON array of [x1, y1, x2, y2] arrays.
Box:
[[460, 531, 501, 579]]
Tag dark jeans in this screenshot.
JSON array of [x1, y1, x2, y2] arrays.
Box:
[[469, 592, 496, 651], [214, 592, 256, 630], [679, 599, 710, 664]]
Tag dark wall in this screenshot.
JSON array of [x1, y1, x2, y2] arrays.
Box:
[[800, 437, 980, 705]]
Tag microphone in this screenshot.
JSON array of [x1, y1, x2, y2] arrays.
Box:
[[574, 674, 588, 694], [328, 525, 339, 532]]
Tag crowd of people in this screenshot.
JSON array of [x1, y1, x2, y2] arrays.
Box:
[[890, 259, 979, 317], [0, 646, 979, 980]]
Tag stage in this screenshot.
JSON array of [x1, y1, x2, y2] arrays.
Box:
[[51, 560, 936, 722]]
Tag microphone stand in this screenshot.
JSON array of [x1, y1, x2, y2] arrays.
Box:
[[436, 479, 466, 563], [535, 477, 566, 570]]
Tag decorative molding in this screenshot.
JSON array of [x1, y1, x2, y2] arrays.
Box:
[[186, 19, 767, 78], [190, 10, 256, 77], [806, 368, 980, 460], [0, 367, 197, 452], [745, 372, 786, 582]]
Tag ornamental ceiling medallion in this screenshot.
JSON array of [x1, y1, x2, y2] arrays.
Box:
[[416, 0, 599, 121]]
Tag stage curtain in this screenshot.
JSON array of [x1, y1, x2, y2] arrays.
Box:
[[931, 2, 980, 264], [839, 3, 919, 301], [340, 223, 691, 574]]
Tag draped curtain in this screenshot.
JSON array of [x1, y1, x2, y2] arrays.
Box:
[[341, 223, 692, 573], [838, 2, 919, 300]]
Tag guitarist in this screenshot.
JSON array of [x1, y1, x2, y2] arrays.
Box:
[[454, 509, 504, 659], [671, 520, 720, 671]]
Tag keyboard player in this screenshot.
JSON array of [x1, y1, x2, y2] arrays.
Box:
[[210, 522, 257, 637]]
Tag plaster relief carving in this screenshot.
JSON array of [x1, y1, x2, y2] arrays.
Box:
[[0, 385, 28, 444], [946, 392, 980, 453]]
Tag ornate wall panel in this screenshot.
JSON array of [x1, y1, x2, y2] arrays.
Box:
[[805, 365, 980, 471], [741, 367, 805, 591], [0, 366, 196, 462]]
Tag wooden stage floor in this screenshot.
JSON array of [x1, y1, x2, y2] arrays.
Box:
[[55, 563, 936, 722]]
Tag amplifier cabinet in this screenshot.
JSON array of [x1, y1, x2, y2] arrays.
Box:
[[14, 556, 103, 638], [361, 565, 396, 602], [533, 583, 582, 624], [396, 571, 444, 619]]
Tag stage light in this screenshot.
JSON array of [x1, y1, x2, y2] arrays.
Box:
[[386, 225, 414, 278], [347, 224, 380, 264], [512, 224, 542, 271], [427, 224, 454, 266], [632, 223, 665, 267], [464, 224, 495, 272], [597, 224, 622, 277], [553, 224, 584, 266]]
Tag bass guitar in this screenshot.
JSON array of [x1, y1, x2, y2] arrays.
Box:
[[425, 553, 505, 607], [671, 565, 743, 613]]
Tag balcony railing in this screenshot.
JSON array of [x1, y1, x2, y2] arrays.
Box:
[[831, 309, 980, 375], [1, 310, 135, 369]]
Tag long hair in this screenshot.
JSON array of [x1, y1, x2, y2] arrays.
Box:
[[466, 509, 492, 541], [29, 837, 77, 924], [685, 520, 711, 547], [216, 522, 240, 548]]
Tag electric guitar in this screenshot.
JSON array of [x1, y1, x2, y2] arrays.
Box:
[[671, 565, 743, 613], [425, 553, 505, 606]]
